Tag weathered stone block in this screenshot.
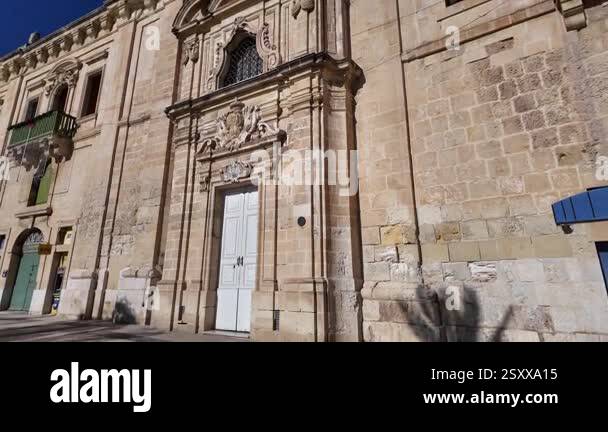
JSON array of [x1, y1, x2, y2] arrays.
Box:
[[448, 242, 481, 262], [513, 94, 537, 113], [435, 222, 461, 242], [531, 127, 558, 149], [532, 235, 573, 258], [503, 133, 531, 153], [461, 220, 489, 240], [421, 243, 449, 263]]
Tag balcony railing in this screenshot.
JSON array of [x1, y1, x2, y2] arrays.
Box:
[[8, 110, 78, 148]]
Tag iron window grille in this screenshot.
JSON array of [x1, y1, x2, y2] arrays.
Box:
[[221, 37, 263, 88]]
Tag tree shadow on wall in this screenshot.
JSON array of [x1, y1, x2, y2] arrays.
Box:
[[405, 285, 514, 342], [112, 299, 138, 325]]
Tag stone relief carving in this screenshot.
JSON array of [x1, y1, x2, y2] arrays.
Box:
[[183, 37, 200, 66], [23, 231, 45, 253], [206, 17, 280, 92], [202, 98, 282, 153], [292, 0, 315, 19], [198, 170, 210, 192], [220, 160, 253, 184], [44, 59, 83, 96]]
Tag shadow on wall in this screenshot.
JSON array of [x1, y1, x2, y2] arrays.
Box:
[[112, 299, 138, 325], [405, 285, 514, 342], [583, 0, 605, 8]]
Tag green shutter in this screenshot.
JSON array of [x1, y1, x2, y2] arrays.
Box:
[[35, 163, 52, 205]]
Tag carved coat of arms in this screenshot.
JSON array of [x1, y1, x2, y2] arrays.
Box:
[[217, 99, 262, 151], [198, 98, 285, 156]]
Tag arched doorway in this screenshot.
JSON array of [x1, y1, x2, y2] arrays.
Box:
[[8, 230, 44, 311]]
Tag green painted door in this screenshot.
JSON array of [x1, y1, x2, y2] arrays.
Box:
[[35, 163, 52, 205], [9, 253, 39, 311], [9, 233, 42, 312]]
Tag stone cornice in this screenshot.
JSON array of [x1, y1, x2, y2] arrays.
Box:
[[0, 0, 165, 86], [403, 0, 556, 62], [165, 52, 364, 121]]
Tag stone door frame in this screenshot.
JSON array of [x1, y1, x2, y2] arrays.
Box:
[[196, 136, 284, 333]]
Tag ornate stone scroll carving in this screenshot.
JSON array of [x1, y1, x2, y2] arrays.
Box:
[[44, 59, 82, 96], [183, 37, 200, 66], [292, 0, 315, 19], [557, 0, 587, 31], [202, 99, 283, 153], [206, 17, 280, 92], [198, 170, 210, 192], [220, 160, 253, 184]]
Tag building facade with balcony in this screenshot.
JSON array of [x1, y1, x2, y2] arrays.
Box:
[[0, 0, 607, 341]]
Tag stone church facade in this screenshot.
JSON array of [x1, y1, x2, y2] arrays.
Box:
[[0, 0, 607, 341]]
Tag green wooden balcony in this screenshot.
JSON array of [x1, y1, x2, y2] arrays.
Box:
[[6, 110, 78, 169], [8, 110, 78, 148]]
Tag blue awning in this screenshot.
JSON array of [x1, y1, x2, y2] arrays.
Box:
[[552, 187, 608, 225]]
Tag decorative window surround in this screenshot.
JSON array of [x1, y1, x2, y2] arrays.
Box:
[[43, 59, 82, 97], [206, 17, 280, 93]]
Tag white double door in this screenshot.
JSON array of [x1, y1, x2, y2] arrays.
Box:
[[216, 189, 259, 333]]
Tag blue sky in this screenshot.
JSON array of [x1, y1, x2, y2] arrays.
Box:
[[1, 0, 102, 57]]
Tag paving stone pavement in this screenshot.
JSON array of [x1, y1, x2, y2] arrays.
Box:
[[0, 312, 249, 342]]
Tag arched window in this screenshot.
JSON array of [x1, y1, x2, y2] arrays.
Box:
[[221, 35, 263, 88], [52, 84, 69, 112]]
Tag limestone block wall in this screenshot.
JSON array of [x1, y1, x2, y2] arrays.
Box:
[[92, 1, 180, 323], [0, 0, 178, 322], [351, 0, 429, 342], [353, 0, 608, 341]]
